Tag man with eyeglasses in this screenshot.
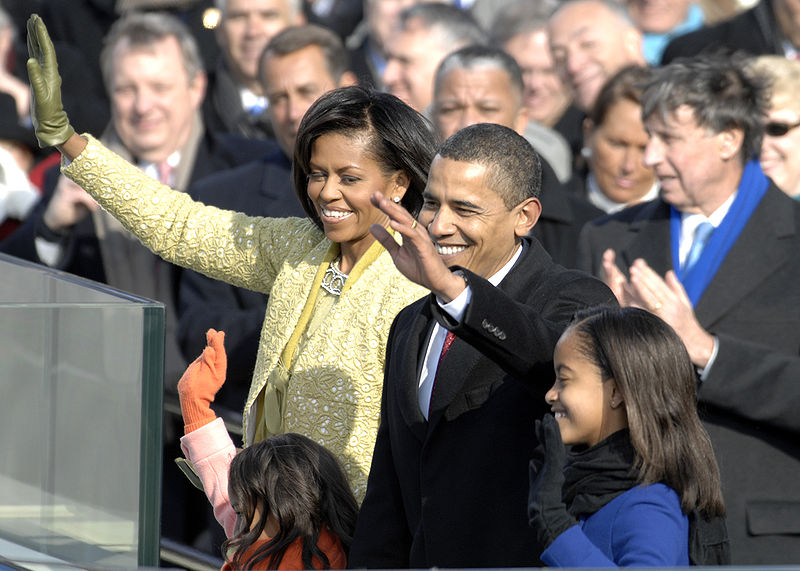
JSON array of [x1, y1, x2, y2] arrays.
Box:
[[576, 54, 800, 564]]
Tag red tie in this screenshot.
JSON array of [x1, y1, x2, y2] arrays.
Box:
[[429, 330, 456, 416]]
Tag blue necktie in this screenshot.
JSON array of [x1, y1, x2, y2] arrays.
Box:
[[683, 221, 714, 274]]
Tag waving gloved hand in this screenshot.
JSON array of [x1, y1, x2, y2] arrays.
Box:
[[26, 14, 75, 148], [528, 413, 577, 550], [178, 329, 228, 434]]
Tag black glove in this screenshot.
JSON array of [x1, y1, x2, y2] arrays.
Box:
[[528, 413, 577, 549]]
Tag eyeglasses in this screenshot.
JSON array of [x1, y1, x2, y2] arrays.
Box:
[[764, 119, 800, 137]]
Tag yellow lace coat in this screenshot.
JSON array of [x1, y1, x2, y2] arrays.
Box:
[[63, 136, 427, 499]]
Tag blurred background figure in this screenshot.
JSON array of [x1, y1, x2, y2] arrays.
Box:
[[490, 0, 579, 167], [382, 2, 486, 114], [346, 0, 422, 88], [37, 0, 223, 137], [662, 0, 800, 63], [750, 55, 800, 200], [203, 0, 305, 139], [548, 0, 645, 173], [0, 92, 38, 237], [627, 0, 705, 64], [580, 65, 658, 213], [0, 3, 107, 135]]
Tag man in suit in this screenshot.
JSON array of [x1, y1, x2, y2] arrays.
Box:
[[577, 55, 800, 564], [381, 2, 486, 115], [430, 44, 601, 268], [349, 123, 615, 567], [202, 0, 305, 139], [178, 23, 357, 413]]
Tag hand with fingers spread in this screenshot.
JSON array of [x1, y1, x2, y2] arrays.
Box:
[[178, 329, 228, 434], [528, 413, 577, 549], [26, 14, 75, 149], [370, 190, 467, 303], [628, 260, 715, 367]]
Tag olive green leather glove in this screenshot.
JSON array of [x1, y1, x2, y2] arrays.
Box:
[[26, 14, 75, 148]]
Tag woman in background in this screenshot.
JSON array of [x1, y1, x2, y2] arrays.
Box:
[[750, 55, 800, 200], [581, 66, 659, 214]]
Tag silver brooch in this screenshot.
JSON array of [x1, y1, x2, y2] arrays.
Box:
[[321, 258, 348, 295]]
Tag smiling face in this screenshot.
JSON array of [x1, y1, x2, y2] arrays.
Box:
[[433, 66, 527, 140], [305, 132, 407, 267], [546, 327, 627, 447], [548, 1, 643, 111], [216, 0, 300, 92], [760, 107, 800, 197], [418, 155, 539, 278], [587, 98, 656, 205], [503, 28, 571, 127], [109, 36, 205, 163], [643, 105, 743, 216]]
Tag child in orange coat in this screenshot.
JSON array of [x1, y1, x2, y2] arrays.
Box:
[[178, 330, 358, 569]]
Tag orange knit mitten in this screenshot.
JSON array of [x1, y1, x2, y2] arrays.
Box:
[[178, 329, 227, 434]]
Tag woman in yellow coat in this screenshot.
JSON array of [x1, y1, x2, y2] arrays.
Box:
[[26, 15, 436, 499]]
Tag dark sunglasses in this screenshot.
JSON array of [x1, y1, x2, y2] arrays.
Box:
[[764, 119, 800, 137]]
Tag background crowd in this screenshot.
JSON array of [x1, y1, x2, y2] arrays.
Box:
[[3, 0, 800, 567]]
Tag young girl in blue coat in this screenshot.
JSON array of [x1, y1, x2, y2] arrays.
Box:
[[528, 306, 729, 566]]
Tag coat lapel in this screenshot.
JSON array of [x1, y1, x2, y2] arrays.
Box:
[[617, 200, 673, 274], [695, 186, 795, 327], [397, 301, 436, 441]]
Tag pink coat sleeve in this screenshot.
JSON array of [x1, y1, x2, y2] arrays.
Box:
[[179, 418, 237, 537]]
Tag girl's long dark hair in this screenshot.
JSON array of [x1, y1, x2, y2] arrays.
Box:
[[222, 433, 358, 569], [569, 306, 726, 517]]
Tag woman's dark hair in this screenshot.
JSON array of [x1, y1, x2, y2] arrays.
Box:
[[292, 86, 438, 229], [567, 306, 726, 518], [589, 65, 651, 127], [222, 433, 359, 569]]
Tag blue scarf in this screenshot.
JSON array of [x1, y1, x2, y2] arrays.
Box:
[[670, 160, 768, 306]]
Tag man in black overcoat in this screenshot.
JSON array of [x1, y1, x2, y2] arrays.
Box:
[[349, 123, 615, 568], [577, 55, 800, 565]]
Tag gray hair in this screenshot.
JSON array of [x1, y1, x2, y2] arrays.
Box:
[[100, 12, 204, 91], [399, 2, 487, 50], [641, 54, 768, 163], [434, 45, 524, 103], [490, 0, 559, 46], [438, 123, 542, 207]]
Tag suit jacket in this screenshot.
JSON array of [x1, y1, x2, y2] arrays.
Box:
[[202, 61, 275, 141], [177, 149, 306, 410], [661, 0, 782, 63], [577, 184, 800, 564], [349, 238, 616, 568]]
